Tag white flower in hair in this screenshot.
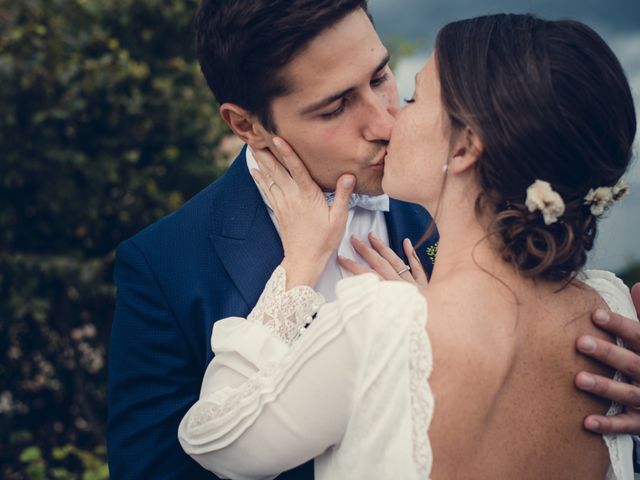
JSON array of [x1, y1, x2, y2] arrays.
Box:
[[584, 187, 613, 216], [612, 179, 629, 200], [525, 180, 565, 225], [584, 178, 629, 216]]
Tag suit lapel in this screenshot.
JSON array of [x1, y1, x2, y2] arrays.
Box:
[[210, 147, 284, 308], [385, 199, 438, 276]]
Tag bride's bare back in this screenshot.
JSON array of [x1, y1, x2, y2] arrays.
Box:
[[427, 268, 614, 479]]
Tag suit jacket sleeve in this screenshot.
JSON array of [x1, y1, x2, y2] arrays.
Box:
[[107, 239, 215, 479]]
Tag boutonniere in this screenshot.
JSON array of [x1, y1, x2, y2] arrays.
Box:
[[426, 242, 438, 265]]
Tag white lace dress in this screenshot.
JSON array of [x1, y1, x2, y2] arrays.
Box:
[[178, 268, 637, 480]]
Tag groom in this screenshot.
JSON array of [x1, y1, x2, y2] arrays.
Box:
[[107, 0, 640, 478]]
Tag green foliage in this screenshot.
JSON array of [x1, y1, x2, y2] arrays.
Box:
[[385, 37, 424, 70], [18, 444, 108, 480], [0, 0, 229, 477], [620, 262, 640, 287]]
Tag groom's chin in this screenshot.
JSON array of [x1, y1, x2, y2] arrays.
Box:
[[352, 170, 385, 196]]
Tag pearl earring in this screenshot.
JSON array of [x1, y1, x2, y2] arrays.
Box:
[[442, 164, 449, 173]]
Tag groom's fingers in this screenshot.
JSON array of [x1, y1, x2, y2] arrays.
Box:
[[589, 308, 640, 353], [576, 335, 640, 380], [575, 370, 640, 409], [582, 412, 640, 435], [632, 283, 640, 312]]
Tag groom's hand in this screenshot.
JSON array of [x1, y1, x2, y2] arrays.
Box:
[[575, 283, 640, 434]]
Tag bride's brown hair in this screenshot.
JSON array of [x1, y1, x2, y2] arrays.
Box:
[[434, 14, 636, 282]]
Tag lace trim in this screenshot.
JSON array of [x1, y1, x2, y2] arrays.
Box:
[[247, 266, 325, 345], [408, 296, 433, 478], [182, 292, 348, 442], [185, 359, 281, 432]]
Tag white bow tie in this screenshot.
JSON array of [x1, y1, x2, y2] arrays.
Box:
[[324, 192, 390, 212]]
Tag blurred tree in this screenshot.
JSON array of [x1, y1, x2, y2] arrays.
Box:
[[0, 0, 228, 477]]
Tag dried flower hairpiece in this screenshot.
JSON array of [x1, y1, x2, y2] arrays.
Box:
[[525, 180, 565, 225], [584, 179, 629, 216]]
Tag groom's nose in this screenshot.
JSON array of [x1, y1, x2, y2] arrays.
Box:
[[362, 92, 395, 142]]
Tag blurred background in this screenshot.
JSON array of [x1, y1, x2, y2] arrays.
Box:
[[0, 0, 638, 478]]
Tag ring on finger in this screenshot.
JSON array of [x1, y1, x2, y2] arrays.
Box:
[[396, 264, 411, 275]]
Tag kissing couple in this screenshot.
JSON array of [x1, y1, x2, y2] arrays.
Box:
[[108, 1, 640, 479]]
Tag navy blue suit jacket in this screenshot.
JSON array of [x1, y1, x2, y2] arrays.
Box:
[[107, 147, 435, 479]]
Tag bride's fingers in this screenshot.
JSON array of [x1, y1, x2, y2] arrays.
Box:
[[250, 168, 281, 209], [351, 235, 399, 280], [330, 175, 355, 224], [272, 137, 318, 191], [252, 147, 277, 172], [367, 233, 415, 283], [403, 238, 428, 285], [337, 255, 380, 278], [254, 147, 294, 189]]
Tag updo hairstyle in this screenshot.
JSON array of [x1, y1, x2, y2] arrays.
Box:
[[434, 14, 636, 282]]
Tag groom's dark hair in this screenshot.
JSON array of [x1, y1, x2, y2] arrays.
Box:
[[194, 0, 370, 132]]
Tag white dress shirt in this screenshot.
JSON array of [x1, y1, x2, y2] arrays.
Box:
[[246, 147, 390, 301]]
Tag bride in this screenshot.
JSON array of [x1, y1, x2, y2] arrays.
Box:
[[178, 14, 637, 479]]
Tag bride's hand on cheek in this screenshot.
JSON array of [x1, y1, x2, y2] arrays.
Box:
[[338, 234, 429, 287], [251, 137, 355, 288]]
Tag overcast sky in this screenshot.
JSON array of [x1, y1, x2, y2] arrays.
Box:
[[367, 0, 640, 272], [370, 0, 640, 41]]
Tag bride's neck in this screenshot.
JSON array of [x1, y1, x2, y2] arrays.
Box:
[[426, 194, 508, 283]]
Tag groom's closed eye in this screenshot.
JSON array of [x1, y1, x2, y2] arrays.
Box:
[[302, 52, 392, 118], [319, 67, 391, 121]]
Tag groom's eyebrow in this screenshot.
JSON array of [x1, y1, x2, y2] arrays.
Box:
[[300, 52, 391, 115]]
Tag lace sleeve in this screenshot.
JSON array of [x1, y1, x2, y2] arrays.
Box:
[[247, 266, 325, 345]]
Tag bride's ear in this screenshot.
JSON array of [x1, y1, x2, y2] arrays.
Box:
[[449, 127, 483, 174], [219, 103, 271, 150]]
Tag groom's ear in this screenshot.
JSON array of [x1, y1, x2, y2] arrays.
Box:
[[219, 103, 271, 150], [449, 127, 484, 174]]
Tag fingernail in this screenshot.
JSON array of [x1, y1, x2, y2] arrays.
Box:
[[577, 336, 597, 353], [585, 418, 600, 430], [593, 309, 610, 325], [577, 373, 596, 389], [342, 176, 354, 188], [369, 232, 379, 241], [273, 137, 284, 149]]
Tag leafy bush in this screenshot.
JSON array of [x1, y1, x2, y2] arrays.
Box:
[[0, 0, 228, 477], [621, 262, 640, 287]]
